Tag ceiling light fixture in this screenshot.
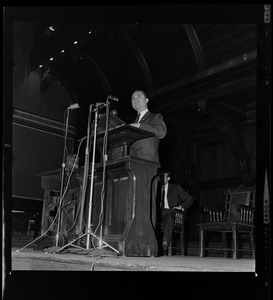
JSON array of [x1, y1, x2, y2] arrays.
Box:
[[38, 27, 88, 70]]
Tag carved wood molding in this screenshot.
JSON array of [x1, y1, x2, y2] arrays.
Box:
[[152, 64, 256, 113], [149, 50, 256, 100], [119, 51, 257, 124], [13, 109, 77, 137]]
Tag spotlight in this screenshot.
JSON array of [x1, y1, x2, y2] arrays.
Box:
[[48, 26, 55, 32], [43, 24, 61, 37]]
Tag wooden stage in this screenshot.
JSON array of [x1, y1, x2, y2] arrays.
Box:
[[11, 247, 255, 272]]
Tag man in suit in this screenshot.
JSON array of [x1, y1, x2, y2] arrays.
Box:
[[129, 90, 167, 230], [159, 171, 193, 255], [129, 89, 167, 162]]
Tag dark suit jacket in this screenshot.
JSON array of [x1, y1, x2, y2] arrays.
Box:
[[164, 183, 193, 211], [129, 111, 167, 162]]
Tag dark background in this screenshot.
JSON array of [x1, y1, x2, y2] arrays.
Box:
[[3, 5, 270, 300]]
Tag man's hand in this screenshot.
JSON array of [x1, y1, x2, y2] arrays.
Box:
[[172, 205, 184, 211]]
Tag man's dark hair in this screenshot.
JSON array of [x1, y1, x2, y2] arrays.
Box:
[[133, 89, 147, 98]]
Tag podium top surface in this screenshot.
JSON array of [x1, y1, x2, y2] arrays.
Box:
[[97, 123, 155, 149]]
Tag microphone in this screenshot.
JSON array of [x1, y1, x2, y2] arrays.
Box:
[[107, 95, 119, 102], [99, 110, 117, 119], [68, 103, 80, 110]]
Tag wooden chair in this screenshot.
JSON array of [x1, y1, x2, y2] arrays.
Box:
[[160, 210, 186, 256], [198, 186, 255, 259], [27, 219, 35, 235]]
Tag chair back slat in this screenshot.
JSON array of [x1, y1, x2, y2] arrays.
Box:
[[225, 187, 255, 222], [202, 186, 255, 224], [237, 204, 255, 225], [173, 210, 184, 229]]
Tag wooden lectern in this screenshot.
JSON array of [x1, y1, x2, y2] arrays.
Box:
[[38, 121, 160, 256], [88, 123, 160, 256], [36, 167, 81, 250]]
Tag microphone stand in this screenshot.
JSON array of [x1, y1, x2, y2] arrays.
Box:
[[55, 99, 119, 255], [77, 104, 93, 235], [85, 103, 99, 249], [55, 107, 70, 247], [98, 98, 110, 247]]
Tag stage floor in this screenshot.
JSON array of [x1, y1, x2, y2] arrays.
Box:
[[11, 247, 255, 272]]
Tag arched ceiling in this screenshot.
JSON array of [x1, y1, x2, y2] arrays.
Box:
[[9, 5, 259, 137]]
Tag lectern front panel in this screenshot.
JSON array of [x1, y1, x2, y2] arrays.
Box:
[[86, 166, 135, 236], [85, 157, 159, 256]]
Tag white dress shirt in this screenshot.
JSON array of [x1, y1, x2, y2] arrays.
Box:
[[163, 183, 169, 209], [137, 108, 148, 123]]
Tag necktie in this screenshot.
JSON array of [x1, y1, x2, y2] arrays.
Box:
[[161, 186, 165, 208], [135, 114, 140, 123]]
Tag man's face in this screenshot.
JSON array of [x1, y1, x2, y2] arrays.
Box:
[[131, 90, 148, 113], [161, 174, 170, 185]]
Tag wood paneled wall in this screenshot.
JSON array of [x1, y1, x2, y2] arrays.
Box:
[[168, 120, 256, 242], [198, 142, 241, 182]]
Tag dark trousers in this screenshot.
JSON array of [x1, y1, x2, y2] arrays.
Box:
[[161, 208, 175, 246]]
